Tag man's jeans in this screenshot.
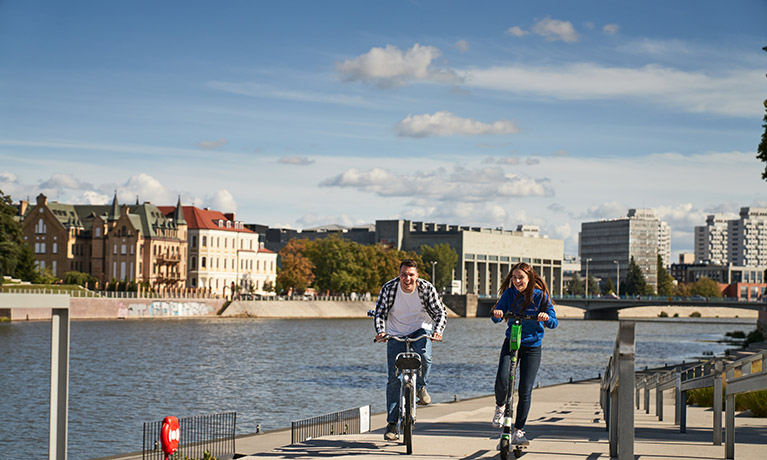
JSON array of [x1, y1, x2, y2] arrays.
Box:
[[386, 328, 432, 424], [494, 340, 542, 430]]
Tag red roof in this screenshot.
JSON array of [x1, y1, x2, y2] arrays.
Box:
[[158, 205, 256, 233]]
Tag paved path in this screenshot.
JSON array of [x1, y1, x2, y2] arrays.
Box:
[[232, 380, 767, 460]]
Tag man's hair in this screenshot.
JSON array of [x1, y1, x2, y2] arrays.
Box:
[[400, 259, 419, 271]]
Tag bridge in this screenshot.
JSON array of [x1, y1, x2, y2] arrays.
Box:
[[444, 294, 767, 321]]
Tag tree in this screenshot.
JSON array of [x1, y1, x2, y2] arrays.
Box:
[[656, 254, 675, 296], [277, 238, 315, 294], [625, 257, 653, 295], [305, 236, 366, 294], [0, 189, 26, 283], [691, 277, 722, 298], [758, 96, 767, 181], [63, 271, 97, 287], [419, 243, 458, 293], [586, 275, 600, 296], [604, 278, 616, 295], [566, 272, 584, 295]]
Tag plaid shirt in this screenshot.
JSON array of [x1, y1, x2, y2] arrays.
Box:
[[374, 277, 447, 336]]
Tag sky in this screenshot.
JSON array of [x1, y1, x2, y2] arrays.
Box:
[[1, 0, 766, 259]]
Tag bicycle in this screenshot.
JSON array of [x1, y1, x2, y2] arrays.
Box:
[[374, 331, 435, 455], [497, 311, 541, 460]]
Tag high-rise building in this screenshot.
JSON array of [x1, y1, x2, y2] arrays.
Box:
[[694, 207, 767, 267], [579, 208, 670, 292]]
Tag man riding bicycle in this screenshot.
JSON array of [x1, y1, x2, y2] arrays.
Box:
[[374, 258, 447, 441]]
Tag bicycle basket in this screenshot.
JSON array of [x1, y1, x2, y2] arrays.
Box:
[[395, 352, 422, 370]]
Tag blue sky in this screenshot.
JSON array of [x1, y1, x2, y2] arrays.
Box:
[[1, 0, 765, 258]]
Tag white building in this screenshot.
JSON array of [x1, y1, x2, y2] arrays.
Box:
[[579, 208, 671, 291], [694, 207, 767, 267], [166, 206, 277, 296]]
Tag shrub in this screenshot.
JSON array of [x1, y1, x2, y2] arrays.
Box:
[[737, 390, 767, 417], [689, 311, 701, 318], [658, 311, 669, 318]]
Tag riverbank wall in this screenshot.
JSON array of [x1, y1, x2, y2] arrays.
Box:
[[221, 300, 461, 319], [3, 297, 225, 321]]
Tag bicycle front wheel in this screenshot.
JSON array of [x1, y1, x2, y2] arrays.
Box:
[[403, 384, 413, 454]]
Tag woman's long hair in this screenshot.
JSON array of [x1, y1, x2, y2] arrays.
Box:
[[496, 262, 553, 311]]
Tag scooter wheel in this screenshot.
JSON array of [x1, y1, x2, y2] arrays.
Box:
[[499, 438, 510, 460], [513, 447, 523, 458]]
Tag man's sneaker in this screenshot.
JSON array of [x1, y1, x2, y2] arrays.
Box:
[[491, 405, 504, 428], [511, 429, 530, 446], [384, 423, 398, 441], [417, 387, 431, 405]]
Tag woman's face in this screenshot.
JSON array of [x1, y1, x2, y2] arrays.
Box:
[[511, 268, 529, 292]]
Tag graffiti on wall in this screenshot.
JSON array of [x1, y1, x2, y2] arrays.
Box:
[[118, 301, 216, 318]]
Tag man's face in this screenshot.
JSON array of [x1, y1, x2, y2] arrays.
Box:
[[399, 265, 419, 293]]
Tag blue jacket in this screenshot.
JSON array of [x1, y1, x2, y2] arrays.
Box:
[[491, 286, 558, 347]]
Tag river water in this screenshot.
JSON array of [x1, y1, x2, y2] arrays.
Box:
[[0, 316, 755, 460]]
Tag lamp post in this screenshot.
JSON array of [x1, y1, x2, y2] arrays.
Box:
[[584, 258, 592, 298], [613, 260, 620, 297], [430, 261, 438, 289]]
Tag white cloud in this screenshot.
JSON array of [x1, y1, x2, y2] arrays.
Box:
[[531, 17, 579, 43], [579, 201, 627, 220], [506, 26, 528, 37], [119, 173, 173, 205], [278, 156, 315, 165], [454, 40, 470, 53], [462, 63, 763, 117], [552, 149, 569, 157], [396, 111, 519, 137], [207, 81, 369, 107], [80, 190, 110, 205], [335, 44, 461, 87], [39, 173, 92, 190], [196, 138, 227, 150], [295, 213, 359, 229], [210, 189, 237, 213], [603, 23, 620, 35], [319, 165, 553, 201]]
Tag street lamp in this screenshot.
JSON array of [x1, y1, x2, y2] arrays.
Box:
[[584, 258, 592, 298], [613, 260, 620, 297], [430, 261, 438, 288]]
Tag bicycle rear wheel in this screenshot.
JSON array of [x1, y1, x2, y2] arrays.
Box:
[[403, 384, 413, 454]]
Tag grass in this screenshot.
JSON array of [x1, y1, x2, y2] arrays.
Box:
[[0, 284, 90, 294], [687, 386, 767, 417]]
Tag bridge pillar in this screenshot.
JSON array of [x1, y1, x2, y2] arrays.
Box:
[[584, 309, 620, 320]]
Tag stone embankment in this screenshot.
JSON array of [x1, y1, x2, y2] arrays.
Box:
[[221, 300, 460, 318]]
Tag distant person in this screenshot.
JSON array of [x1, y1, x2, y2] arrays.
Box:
[[373, 258, 447, 441], [491, 262, 557, 446]]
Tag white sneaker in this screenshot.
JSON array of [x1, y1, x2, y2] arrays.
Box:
[[512, 429, 529, 446], [491, 405, 504, 428]]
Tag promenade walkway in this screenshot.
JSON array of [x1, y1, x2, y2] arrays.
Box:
[[232, 379, 766, 460]]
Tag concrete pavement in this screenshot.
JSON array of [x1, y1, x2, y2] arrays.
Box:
[[232, 379, 767, 460]]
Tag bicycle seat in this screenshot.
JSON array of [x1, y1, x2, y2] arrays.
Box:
[[395, 352, 422, 370]]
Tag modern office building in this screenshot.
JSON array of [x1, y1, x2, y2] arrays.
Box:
[[163, 206, 277, 296], [579, 208, 670, 292], [376, 219, 564, 296], [694, 207, 767, 267], [19, 193, 187, 288]]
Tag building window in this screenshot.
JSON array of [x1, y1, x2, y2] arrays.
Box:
[[52, 242, 58, 254], [202, 236, 207, 247], [191, 256, 197, 270], [35, 218, 46, 234], [121, 244, 127, 255], [192, 235, 197, 247], [201, 257, 206, 268], [95, 227, 102, 237]]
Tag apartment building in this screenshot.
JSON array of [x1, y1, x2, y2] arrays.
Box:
[[694, 207, 767, 267], [167, 206, 276, 296], [579, 208, 671, 291], [20, 193, 187, 287]]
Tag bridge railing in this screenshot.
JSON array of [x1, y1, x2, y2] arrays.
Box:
[[600, 320, 635, 460], [725, 349, 767, 459]]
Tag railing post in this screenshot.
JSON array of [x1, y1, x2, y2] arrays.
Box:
[[656, 377, 663, 421], [674, 366, 681, 426], [713, 359, 723, 445], [616, 321, 635, 460], [643, 377, 650, 414]]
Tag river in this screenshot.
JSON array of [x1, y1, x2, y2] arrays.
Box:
[[0, 316, 755, 460]]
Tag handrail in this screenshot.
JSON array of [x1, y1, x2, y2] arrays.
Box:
[[600, 320, 634, 460], [725, 349, 767, 459]]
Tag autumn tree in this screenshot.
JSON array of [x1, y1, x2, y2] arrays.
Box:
[[691, 277, 722, 298], [419, 243, 458, 292], [277, 238, 315, 294]]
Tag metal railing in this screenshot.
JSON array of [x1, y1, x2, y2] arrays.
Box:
[[291, 406, 370, 444], [725, 349, 767, 459], [142, 412, 236, 460], [600, 320, 635, 460]]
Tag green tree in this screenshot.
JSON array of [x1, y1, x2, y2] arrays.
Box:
[[13, 243, 39, 283], [306, 236, 367, 294], [566, 272, 584, 295], [586, 275, 600, 296], [277, 238, 315, 294], [675, 282, 693, 297], [656, 254, 675, 296], [758, 98, 767, 180], [691, 277, 722, 298], [63, 271, 97, 287], [625, 256, 653, 295], [0, 189, 26, 283], [419, 243, 458, 293], [604, 278, 616, 295]]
